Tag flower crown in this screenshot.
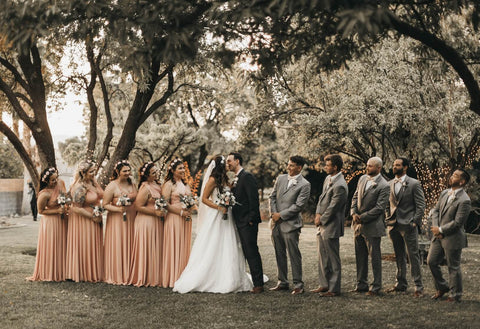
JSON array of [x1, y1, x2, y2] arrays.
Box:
[[140, 161, 154, 177], [41, 167, 57, 183], [220, 156, 225, 165], [115, 159, 130, 170], [168, 158, 183, 171]]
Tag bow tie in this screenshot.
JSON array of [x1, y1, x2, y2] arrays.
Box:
[[288, 176, 296, 181], [394, 178, 402, 183]]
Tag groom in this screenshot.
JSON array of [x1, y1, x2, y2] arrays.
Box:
[[227, 152, 264, 294]]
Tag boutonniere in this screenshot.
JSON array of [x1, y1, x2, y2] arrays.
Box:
[[227, 171, 238, 187], [371, 182, 377, 188], [291, 180, 298, 187], [232, 176, 239, 187], [402, 181, 407, 187]]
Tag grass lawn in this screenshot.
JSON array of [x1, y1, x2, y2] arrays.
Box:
[[1, 216, 480, 329]]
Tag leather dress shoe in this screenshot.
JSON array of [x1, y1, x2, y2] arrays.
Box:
[[310, 287, 328, 293], [250, 286, 264, 294], [320, 291, 339, 297], [413, 291, 424, 298], [445, 296, 461, 303], [291, 288, 304, 295], [269, 285, 289, 291], [366, 291, 379, 296], [349, 288, 369, 293], [431, 289, 449, 300], [385, 286, 406, 293]]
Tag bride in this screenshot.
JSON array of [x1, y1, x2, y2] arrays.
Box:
[[173, 155, 253, 293]]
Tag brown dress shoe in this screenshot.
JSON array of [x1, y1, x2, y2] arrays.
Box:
[[320, 291, 339, 297], [250, 286, 264, 294], [445, 296, 461, 303], [269, 285, 289, 291], [413, 291, 424, 298], [310, 287, 328, 293], [366, 291, 379, 296], [431, 289, 449, 300], [291, 288, 304, 295]]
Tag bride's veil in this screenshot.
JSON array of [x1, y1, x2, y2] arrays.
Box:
[[196, 159, 216, 233]]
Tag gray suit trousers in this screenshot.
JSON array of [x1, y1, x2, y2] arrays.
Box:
[[389, 223, 423, 291], [317, 235, 341, 293], [427, 239, 463, 298], [355, 235, 382, 292], [272, 225, 303, 288]]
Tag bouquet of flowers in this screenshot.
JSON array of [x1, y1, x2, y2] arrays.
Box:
[[91, 204, 105, 223], [116, 195, 132, 221], [216, 188, 240, 220], [57, 192, 72, 219], [154, 196, 168, 221], [179, 194, 198, 221]]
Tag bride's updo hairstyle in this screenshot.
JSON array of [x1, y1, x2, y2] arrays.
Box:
[[211, 155, 228, 191]]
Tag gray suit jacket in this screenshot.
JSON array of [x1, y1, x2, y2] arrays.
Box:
[[269, 174, 311, 233], [315, 173, 348, 238], [431, 189, 471, 250], [387, 176, 426, 227], [351, 174, 389, 237]]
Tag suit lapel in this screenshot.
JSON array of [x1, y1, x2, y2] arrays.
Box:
[[439, 192, 450, 216], [357, 176, 367, 209], [281, 175, 290, 195], [396, 176, 408, 204]]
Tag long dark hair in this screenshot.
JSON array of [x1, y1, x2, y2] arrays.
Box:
[[137, 161, 157, 189], [211, 155, 228, 191], [165, 158, 186, 185], [111, 160, 133, 185], [39, 167, 58, 192]]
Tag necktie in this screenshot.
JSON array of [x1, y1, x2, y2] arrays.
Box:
[[394, 178, 402, 195], [287, 176, 296, 189], [365, 176, 374, 191]]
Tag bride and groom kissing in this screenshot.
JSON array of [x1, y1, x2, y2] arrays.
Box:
[[173, 152, 266, 294]]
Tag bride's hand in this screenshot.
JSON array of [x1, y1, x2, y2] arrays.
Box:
[[217, 206, 227, 214]]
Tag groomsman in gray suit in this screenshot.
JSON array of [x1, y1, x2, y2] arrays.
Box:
[[269, 156, 311, 295], [428, 169, 471, 302], [311, 154, 348, 297], [385, 158, 426, 297], [351, 156, 389, 296]]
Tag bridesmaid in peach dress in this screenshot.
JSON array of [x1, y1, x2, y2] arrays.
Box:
[[27, 167, 68, 282], [103, 160, 137, 285], [162, 158, 193, 288], [128, 162, 166, 287], [66, 160, 104, 282]]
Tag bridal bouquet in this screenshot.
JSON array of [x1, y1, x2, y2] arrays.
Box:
[[217, 188, 239, 220], [116, 195, 132, 221], [154, 196, 168, 221], [179, 194, 197, 221], [57, 192, 72, 219]]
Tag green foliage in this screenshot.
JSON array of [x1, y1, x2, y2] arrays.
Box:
[[58, 136, 87, 166], [0, 139, 23, 178]]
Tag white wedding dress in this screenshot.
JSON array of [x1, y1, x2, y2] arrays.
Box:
[[173, 163, 253, 293]]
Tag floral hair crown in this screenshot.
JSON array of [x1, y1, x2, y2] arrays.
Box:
[[168, 158, 183, 171], [41, 167, 57, 183], [140, 161, 154, 176], [115, 159, 130, 170], [220, 156, 225, 165]]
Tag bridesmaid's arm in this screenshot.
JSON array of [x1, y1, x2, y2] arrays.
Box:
[[162, 182, 183, 216], [103, 183, 123, 213], [69, 184, 97, 219], [134, 185, 163, 217], [37, 191, 62, 216], [202, 177, 226, 214]]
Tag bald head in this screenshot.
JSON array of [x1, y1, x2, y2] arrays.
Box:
[[366, 157, 383, 176]]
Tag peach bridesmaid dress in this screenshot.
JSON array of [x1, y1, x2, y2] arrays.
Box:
[[162, 180, 192, 287], [66, 185, 104, 282], [104, 182, 137, 285], [128, 182, 163, 287], [27, 183, 68, 281]]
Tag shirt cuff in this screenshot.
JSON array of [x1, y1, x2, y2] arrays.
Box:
[[439, 226, 443, 234]]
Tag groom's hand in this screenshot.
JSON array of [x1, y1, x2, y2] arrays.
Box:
[[272, 213, 281, 222], [314, 214, 321, 227]]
